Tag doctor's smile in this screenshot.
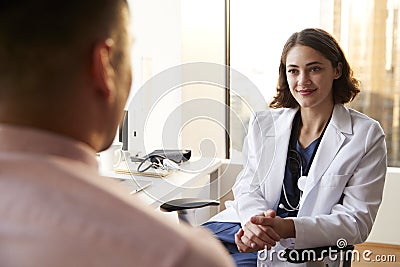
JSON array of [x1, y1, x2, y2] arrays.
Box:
[[295, 89, 317, 96]]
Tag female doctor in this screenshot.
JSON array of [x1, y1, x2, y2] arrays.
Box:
[[203, 28, 387, 266]]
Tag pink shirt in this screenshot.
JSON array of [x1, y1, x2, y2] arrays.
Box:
[[0, 124, 233, 267]]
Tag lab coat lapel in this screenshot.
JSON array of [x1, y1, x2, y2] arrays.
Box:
[[299, 105, 352, 208], [264, 108, 298, 208]]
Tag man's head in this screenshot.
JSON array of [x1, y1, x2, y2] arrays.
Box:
[[0, 0, 132, 152]]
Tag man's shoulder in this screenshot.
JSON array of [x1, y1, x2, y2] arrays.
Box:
[[0, 152, 233, 267], [0, 155, 194, 266]]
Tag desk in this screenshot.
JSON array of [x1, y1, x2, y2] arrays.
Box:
[[100, 157, 222, 219]]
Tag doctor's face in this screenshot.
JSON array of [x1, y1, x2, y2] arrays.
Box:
[[285, 45, 342, 112]]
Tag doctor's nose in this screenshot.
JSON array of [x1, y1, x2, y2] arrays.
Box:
[[297, 73, 312, 87]]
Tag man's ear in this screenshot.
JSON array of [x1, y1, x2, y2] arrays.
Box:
[[92, 39, 115, 98], [334, 62, 343, 79]]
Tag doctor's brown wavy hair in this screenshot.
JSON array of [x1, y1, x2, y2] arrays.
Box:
[[269, 28, 360, 109]]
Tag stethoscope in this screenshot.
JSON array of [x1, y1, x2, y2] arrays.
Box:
[[278, 149, 307, 212], [278, 111, 331, 213]]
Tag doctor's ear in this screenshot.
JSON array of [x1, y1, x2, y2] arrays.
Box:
[[92, 39, 116, 98], [334, 62, 343, 79]]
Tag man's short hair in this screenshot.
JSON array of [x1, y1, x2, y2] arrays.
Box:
[[0, 0, 128, 93]]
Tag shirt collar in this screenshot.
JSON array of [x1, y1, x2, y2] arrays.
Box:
[[0, 124, 98, 170]]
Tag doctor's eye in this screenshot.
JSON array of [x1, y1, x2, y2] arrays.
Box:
[[310, 66, 322, 72]]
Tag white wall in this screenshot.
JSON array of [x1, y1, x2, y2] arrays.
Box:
[[180, 0, 226, 159], [127, 0, 183, 155], [367, 167, 400, 245], [127, 0, 226, 158]]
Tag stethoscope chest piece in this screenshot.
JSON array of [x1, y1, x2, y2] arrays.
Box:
[[297, 175, 307, 191]]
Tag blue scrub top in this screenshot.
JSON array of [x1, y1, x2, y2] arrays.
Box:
[[277, 138, 320, 218]]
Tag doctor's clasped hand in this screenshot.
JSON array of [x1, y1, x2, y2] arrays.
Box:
[[236, 210, 296, 253]]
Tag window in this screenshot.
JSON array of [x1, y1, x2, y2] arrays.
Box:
[[230, 0, 400, 167]]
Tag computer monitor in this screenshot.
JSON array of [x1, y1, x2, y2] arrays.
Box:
[[119, 110, 129, 151]]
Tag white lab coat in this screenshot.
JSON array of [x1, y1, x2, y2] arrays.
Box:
[[211, 104, 387, 266]]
